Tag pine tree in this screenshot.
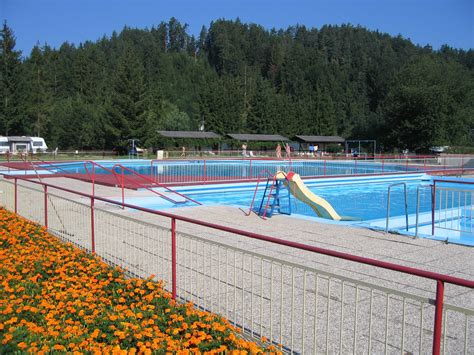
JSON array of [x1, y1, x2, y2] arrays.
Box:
[[104, 45, 146, 148], [22, 45, 53, 136], [0, 21, 22, 135]]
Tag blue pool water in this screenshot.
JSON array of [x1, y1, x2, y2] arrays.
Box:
[[41, 158, 421, 180], [126, 173, 474, 246], [41, 160, 473, 246], [138, 174, 433, 221]]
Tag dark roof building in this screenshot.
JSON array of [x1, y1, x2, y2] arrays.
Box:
[[157, 131, 221, 139], [226, 133, 289, 142], [294, 135, 345, 144], [6, 136, 34, 142]]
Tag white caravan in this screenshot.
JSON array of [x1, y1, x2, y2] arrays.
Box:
[[0, 136, 48, 154]]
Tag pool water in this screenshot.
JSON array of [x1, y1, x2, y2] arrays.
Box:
[[123, 173, 474, 246], [146, 174, 431, 220], [42, 158, 421, 182], [43, 160, 472, 246]]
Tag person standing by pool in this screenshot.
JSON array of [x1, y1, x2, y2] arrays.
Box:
[[242, 143, 248, 157], [285, 143, 291, 158], [180, 146, 186, 157], [275, 143, 282, 159]]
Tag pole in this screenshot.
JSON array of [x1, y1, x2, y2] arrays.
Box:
[[14, 177, 17, 214], [432, 183, 436, 236], [44, 185, 48, 228], [171, 218, 177, 300], [92, 164, 95, 199], [121, 167, 125, 209], [91, 197, 95, 253], [432, 280, 445, 355]]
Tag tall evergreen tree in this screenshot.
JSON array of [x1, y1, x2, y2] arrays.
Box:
[[22, 45, 53, 136], [104, 45, 146, 148], [0, 21, 22, 135]]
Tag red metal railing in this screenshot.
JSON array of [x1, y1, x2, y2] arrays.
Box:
[[111, 164, 201, 206], [2, 154, 472, 188], [147, 155, 473, 186], [82, 161, 200, 206], [3, 174, 473, 354], [246, 169, 275, 216]]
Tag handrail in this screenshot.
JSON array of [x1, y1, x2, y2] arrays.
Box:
[[433, 178, 474, 185], [432, 178, 474, 236], [83, 161, 195, 205], [260, 175, 278, 219], [246, 169, 275, 216], [83, 161, 122, 199], [3, 173, 473, 288], [415, 184, 434, 237], [111, 164, 201, 206], [22, 157, 76, 176], [385, 182, 409, 233]]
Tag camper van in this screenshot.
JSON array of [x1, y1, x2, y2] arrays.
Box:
[[0, 136, 48, 155]]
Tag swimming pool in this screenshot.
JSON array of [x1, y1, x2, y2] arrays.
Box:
[[124, 173, 474, 246], [42, 158, 424, 185], [40, 159, 473, 246]]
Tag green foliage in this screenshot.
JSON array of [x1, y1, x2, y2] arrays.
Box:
[[0, 21, 22, 135], [1, 20, 473, 150], [326, 144, 343, 153], [384, 55, 474, 151]]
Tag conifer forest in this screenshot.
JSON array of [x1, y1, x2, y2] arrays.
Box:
[[1, 19, 473, 151]]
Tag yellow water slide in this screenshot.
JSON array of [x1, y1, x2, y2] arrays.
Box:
[[275, 171, 353, 221]]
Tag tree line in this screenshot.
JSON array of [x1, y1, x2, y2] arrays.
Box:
[[1, 18, 473, 152]]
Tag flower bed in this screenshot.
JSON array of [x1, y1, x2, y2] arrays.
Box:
[[0, 208, 279, 353]]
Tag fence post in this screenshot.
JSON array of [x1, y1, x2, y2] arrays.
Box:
[[92, 164, 96, 199], [431, 183, 436, 236], [432, 280, 445, 355], [91, 196, 95, 253], [324, 160, 326, 176], [14, 177, 17, 214], [203, 160, 207, 182], [171, 218, 177, 300], [121, 167, 125, 209], [44, 185, 48, 228]]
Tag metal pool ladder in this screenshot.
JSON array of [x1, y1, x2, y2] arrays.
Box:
[[415, 184, 433, 237], [385, 182, 408, 232]]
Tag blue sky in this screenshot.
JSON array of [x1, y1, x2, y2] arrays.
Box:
[[2, 0, 473, 56]]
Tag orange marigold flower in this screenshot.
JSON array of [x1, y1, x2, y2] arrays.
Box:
[[53, 344, 66, 351]]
